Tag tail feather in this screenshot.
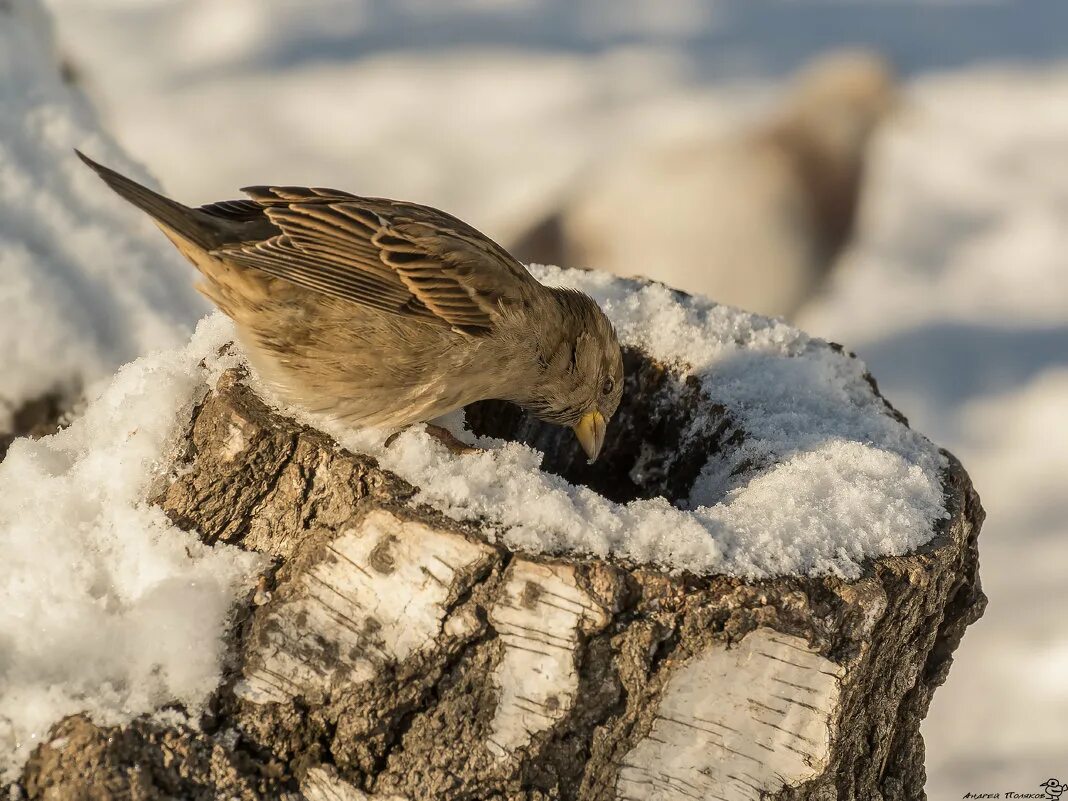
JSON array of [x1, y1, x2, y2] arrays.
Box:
[[75, 150, 217, 249]]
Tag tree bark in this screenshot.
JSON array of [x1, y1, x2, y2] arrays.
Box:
[[19, 344, 985, 801]]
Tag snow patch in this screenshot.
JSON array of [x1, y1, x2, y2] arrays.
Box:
[[0, 314, 259, 781], [0, 0, 207, 428]]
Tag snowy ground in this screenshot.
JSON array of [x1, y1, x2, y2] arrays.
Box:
[[0, 0, 207, 429], [21, 0, 1068, 795]]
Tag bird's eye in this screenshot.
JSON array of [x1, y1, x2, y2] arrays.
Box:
[[602, 377, 614, 396]]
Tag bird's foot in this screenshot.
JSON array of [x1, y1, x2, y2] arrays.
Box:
[[423, 423, 481, 455], [385, 423, 480, 456]]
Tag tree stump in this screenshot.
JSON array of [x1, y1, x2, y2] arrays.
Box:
[[18, 332, 984, 801]]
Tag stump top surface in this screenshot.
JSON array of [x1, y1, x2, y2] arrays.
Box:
[[238, 266, 951, 581]]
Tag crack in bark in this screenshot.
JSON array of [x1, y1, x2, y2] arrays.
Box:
[[362, 551, 512, 784]]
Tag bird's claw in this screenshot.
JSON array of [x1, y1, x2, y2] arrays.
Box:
[[385, 423, 480, 456]]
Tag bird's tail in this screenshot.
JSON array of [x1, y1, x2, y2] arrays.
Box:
[[75, 150, 217, 249]]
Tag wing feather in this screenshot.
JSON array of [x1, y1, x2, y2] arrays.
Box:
[[211, 188, 534, 334]]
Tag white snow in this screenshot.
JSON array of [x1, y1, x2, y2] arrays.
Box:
[[0, 315, 260, 781], [0, 1, 240, 779], [0, 0, 207, 429], [305, 269, 945, 580], [0, 288, 938, 774], [0, 258, 941, 783]]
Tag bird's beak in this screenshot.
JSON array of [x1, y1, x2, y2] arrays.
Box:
[[572, 410, 607, 463]]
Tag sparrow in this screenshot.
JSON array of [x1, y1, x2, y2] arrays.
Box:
[[512, 50, 897, 320], [77, 152, 623, 462]]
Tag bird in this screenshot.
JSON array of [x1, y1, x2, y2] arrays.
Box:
[[76, 151, 623, 462], [511, 50, 897, 320]]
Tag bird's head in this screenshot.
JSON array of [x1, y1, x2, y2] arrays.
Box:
[[524, 289, 623, 463]]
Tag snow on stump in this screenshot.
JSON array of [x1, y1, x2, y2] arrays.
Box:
[[16, 273, 984, 801]]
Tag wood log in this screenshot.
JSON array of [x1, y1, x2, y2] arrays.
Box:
[[18, 338, 984, 801]]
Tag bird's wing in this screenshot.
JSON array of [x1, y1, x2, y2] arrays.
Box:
[[198, 198, 267, 223], [211, 186, 537, 335]]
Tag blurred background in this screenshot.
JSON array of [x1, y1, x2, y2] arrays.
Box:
[[40, 0, 1068, 795]]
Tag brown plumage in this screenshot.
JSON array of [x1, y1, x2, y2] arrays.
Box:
[[77, 151, 623, 461]]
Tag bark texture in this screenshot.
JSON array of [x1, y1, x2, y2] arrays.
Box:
[[18, 344, 984, 801]]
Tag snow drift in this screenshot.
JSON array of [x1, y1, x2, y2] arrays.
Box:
[[0, 316, 260, 780], [0, 0, 207, 432]]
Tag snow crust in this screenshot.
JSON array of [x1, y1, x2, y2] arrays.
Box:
[[0, 0, 207, 429], [0, 316, 260, 781]]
